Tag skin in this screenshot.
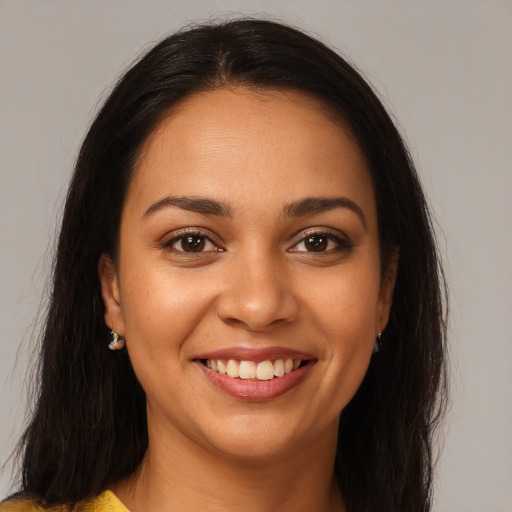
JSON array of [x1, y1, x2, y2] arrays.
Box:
[[99, 87, 397, 512]]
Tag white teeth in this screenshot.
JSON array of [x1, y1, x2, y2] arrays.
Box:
[[217, 360, 227, 375], [274, 359, 285, 377], [206, 358, 304, 380], [226, 359, 239, 378], [256, 360, 275, 380], [239, 360, 256, 379]]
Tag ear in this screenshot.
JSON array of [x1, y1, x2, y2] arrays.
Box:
[[98, 253, 125, 336], [376, 248, 399, 334]]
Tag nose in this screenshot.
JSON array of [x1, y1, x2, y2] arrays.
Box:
[[216, 254, 300, 332]]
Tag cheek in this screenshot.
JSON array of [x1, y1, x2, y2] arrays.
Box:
[[119, 263, 216, 362], [301, 260, 381, 397], [118, 268, 219, 416], [303, 261, 381, 340]]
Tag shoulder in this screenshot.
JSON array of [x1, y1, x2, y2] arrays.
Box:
[[0, 491, 128, 512], [0, 499, 48, 511], [78, 491, 129, 512], [0, 498, 47, 512]]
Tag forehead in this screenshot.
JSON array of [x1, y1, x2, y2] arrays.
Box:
[[127, 87, 375, 218]]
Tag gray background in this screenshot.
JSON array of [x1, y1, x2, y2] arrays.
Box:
[[1, 1, 511, 511]]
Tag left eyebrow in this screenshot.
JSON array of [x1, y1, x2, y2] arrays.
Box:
[[283, 197, 366, 227]]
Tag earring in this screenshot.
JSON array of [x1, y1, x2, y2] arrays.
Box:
[[373, 332, 382, 354], [108, 329, 125, 350]]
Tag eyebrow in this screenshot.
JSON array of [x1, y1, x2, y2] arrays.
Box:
[[142, 196, 232, 219], [283, 197, 366, 227], [142, 195, 365, 226]]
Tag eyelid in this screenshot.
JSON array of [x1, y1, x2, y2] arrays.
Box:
[[161, 227, 224, 252], [288, 227, 352, 252]]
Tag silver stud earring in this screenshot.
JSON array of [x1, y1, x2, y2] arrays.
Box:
[[108, 329, 125, 350], [373, 332, 382, 354]]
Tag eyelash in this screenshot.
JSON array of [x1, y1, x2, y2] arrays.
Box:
[[162, 229, 223, 255], [289, 230, 352, 254], [162, 228, 352, 255]]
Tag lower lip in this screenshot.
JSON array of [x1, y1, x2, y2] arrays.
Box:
[[196, 360, 315, 401]]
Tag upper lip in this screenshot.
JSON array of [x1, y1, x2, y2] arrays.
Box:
[[195, 346, 315, 362]]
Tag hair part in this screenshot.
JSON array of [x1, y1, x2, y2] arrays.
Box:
[[12, 19, 447, 512]]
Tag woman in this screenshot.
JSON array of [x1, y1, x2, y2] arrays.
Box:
[[2, 18, 447, 512]]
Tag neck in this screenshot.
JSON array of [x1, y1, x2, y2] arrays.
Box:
[[112, 412, 345, 512]]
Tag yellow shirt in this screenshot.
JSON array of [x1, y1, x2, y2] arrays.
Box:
[[0, 491, 128, 512]]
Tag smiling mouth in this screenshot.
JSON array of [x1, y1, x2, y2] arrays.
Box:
[[200, 358, 305, 381]]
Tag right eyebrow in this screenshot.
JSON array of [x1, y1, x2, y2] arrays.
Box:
[[142, 196, 232, 220]]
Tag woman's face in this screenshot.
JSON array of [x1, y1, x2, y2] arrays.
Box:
[[101, 88, 395, 459]]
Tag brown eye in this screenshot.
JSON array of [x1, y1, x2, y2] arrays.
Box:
[[180, 235, 206, 252], [165, 230, 223, 255], [290, 231, 351, 254], [304, 235, 328, 252], [165, 232, 221, 254]]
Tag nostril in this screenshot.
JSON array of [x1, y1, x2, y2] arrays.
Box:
[[216, 290, 300, 332]]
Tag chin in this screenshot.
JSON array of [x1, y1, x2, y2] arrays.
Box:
[[195, 409, 333, 461], [209, 430, 301, 460]]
